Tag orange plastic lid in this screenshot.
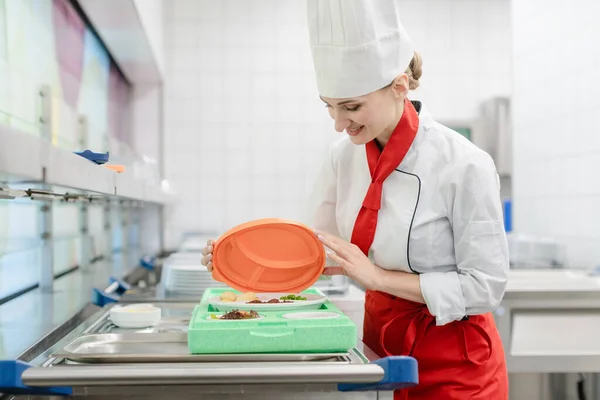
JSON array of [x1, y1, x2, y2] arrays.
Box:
[[212, 218, 325, 293]]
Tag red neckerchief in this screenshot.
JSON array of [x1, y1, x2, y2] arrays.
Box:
[[350, 98, 419, 256]]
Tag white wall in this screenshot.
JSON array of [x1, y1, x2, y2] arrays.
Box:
[[402, 0, 512, 122], [133, 0, 165, 78], [511, 1, 600, 268], [162, 0, 512, 247], [130, 84, 162, 184]]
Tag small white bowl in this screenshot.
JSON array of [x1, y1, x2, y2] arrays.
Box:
[[110, 304, 161, 328], [282, 312, 340, 320], [125, 303, 155, 308]]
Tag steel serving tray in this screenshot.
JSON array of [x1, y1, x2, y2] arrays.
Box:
[[51, 333, 352, 363]]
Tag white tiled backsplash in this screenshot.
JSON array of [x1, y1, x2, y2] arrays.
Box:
[[162, 0, 512, 247], [511, 0, 600, 268]]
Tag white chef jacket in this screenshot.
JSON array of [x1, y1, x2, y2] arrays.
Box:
[[307, 103, 509, 326]]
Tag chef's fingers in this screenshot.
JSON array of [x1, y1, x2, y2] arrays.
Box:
[[207, 261, 213, 272], [323, 266, 345, 276], [201, 244, 213, 256], [327, 252, 352, 272], [316, 231, 350, 256], [201, 253, 212, 266], [314, 230, 340, 244]]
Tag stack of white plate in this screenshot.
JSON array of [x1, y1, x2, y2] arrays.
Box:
[[160, 252, 226, 295], [178, 233, 216, 253]]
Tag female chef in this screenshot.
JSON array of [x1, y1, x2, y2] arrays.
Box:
[[203, 0, 509, 398]]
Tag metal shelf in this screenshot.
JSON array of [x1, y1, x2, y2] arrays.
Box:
[[0, 125, 173, 205], [44, 141, 116, 196]]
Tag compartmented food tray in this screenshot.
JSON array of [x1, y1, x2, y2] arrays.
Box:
[[187, 287, 358, 355]]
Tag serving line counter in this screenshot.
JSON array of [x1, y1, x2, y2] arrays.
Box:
[[6, 258, 600, 399], [498, 269, 600, 399], [498, 269, 600, 372], [0, 269, 417, 400]]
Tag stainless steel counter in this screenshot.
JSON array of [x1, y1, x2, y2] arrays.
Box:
[[0, 253, 139, 360], [498, 269, 600, 400], [8, 261, 600, 399], [1, 269, 409, 400], [498, 269, 600, 373]]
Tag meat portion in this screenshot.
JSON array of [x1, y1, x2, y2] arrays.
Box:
[[219, 309, 259, 320], [246, 298, 293, 304]]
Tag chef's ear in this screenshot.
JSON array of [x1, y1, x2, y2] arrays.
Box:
[[389, 74, 410, 99]]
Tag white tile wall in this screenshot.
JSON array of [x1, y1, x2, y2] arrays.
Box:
[[511, 0, 600, 268], [131, 84, 161, 164], [401, 0, 512, 123], [162, 0, 512, 247]]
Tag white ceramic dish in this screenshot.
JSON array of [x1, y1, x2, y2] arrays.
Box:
[[282, 311, 340, 320], [208, 293, 327, 312], [110, 304, 162, 328]]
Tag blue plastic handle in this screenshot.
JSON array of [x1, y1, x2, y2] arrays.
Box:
[[337, 356, 418, 392], [140, 256, 156, 271], [0, 360, 71, 396]]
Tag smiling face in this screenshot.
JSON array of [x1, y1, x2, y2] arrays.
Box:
[[320, 74, 410, 146]]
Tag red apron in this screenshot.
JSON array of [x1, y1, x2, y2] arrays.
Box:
[[363, 290, 508, 399], [350, 99, 508, 398]]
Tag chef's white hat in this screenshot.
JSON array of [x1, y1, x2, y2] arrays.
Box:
[[307, 0, 414, 99]]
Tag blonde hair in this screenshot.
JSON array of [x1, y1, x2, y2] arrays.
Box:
[[406, 51, 423, 90]]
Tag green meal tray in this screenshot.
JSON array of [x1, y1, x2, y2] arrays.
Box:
[[187, 287, 358, 354]]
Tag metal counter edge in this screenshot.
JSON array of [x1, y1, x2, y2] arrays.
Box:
[[0, 360, 71, 396]]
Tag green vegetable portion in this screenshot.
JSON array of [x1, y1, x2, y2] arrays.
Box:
[[280, 294, 307, 301]]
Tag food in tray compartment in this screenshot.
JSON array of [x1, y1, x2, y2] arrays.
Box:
[[280, 294, 307, 301], [235, 292, 259, 302], [244, 294, 308, 304], [219, 291, 308, 303], [247, 298, 293, 304], [219, 291, 260, 302], [211, 309, 260, 320], [220, 291, 237, 301], [219, 291, 257, 302]]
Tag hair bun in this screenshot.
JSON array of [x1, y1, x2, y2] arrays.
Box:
[[408, 51, 423, 90]]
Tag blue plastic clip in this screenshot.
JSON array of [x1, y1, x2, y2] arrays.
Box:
[[91, 277, 131, 307], [73, 150, 110, 165], [140, 256, 156, 271], [0, 360, 71, 396], [338, 356, 418, 392], [91, 288, 120, 307], [109, 277, 131, 295]]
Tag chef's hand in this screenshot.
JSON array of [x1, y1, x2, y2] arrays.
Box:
[[201, 239, 215, 272], [315, 231, 382, 290]]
